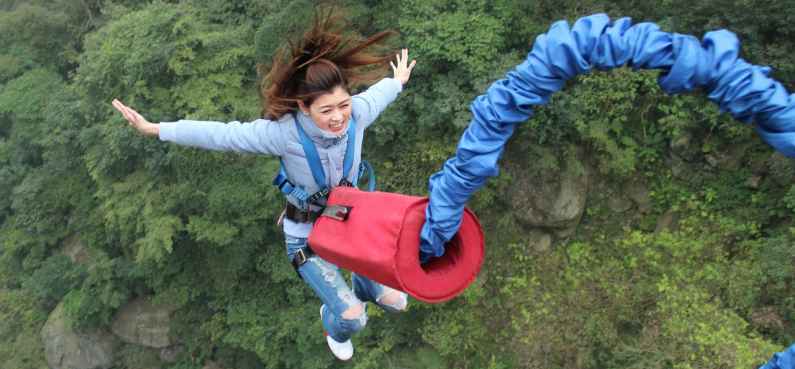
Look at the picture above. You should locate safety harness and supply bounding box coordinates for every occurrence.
[271,115,376,273]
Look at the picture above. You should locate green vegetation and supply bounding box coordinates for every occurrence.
[0,0,792,368]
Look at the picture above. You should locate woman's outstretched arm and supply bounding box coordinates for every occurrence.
[352,48,417,129]
[111,99,286,156]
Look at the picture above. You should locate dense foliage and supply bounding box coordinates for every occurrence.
[1,0,793,368]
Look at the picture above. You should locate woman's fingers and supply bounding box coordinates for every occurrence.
[112,100,132,124]
[130,108,147,124]
[395,48,409,68]
[112,100,131,119]
[122,107,137,125]
[111,99,157,137]
[392,49,416,85]
[112,99,143,126]
[111,99,125,116]
[112,99,130,114]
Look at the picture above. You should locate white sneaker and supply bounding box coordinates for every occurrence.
[320,305,354,361]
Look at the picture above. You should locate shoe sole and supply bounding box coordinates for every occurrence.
[320,304,353,361]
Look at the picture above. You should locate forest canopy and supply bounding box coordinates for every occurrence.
[0,1,793,368]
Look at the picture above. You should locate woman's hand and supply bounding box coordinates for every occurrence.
[390,48,417,86]
[111,99,159,137]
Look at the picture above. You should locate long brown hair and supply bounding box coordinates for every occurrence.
[258,8,395,120]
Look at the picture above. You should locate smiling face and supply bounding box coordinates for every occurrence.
[299,86,352,135]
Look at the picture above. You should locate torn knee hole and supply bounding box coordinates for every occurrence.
[378,291,408,311]
[341,303,365,320]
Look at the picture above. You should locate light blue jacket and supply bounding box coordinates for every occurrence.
[158,78,403,237]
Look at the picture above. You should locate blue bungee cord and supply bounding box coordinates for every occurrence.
[420,13,795,261]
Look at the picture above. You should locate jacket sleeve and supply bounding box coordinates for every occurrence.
[351,77,403,129]
[157,118,286,156]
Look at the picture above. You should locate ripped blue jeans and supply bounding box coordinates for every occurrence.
[285,235,408,343]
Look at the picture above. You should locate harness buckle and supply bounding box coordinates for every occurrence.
[322,205,351,221]
[294,248,308,266]
[290,245,315,279]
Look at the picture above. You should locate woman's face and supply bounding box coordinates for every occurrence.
[300,86,352,135]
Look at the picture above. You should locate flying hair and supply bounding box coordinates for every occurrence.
[258,7,396,120]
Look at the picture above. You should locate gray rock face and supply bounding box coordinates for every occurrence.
[41,303,116,369]
[203,361,225,369]
[750,306,785,331]
[766,152,795,186]
[669,155,689,179]
[607,195,633,213]
[670,131,697,161]
[655,209,680,234]
[111,297,176,348]
[62,235,90,265]
[527,230,552,253]
[744,175,762,189]
[160,345,183,363]
[627,181,651,213]
[508,152,589,229]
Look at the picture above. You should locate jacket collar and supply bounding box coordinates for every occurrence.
[295,111,347,148]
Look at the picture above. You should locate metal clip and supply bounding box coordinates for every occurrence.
[294,248,308,266]
[321,205,351,221]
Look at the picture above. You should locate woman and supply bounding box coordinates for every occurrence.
[111,12,416,361]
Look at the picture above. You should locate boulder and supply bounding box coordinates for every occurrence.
[655,209,680,234]
[160,345,183,363]
[670,131,698,161]
[62,235,90,265]
[744,175,762,189]
[111,297,176,348]
[607,195,633,213]
[627,181,652,213]
[750,306,785,331]
[668,155,689,179]
[705,153,720,168]
[508,150,589,229]
[41,303,117,369]
[718,142,748,171]
[527,230,552,253]
[766,152,795,186]
[705,150,742,170]
[203,361,225,369]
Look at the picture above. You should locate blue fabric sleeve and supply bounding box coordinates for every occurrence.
[351,78,403,129]
[158,118,286,156]
[759,344,795,369]
[420,13,795,261]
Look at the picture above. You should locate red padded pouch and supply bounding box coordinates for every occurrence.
[307,187,484,303]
